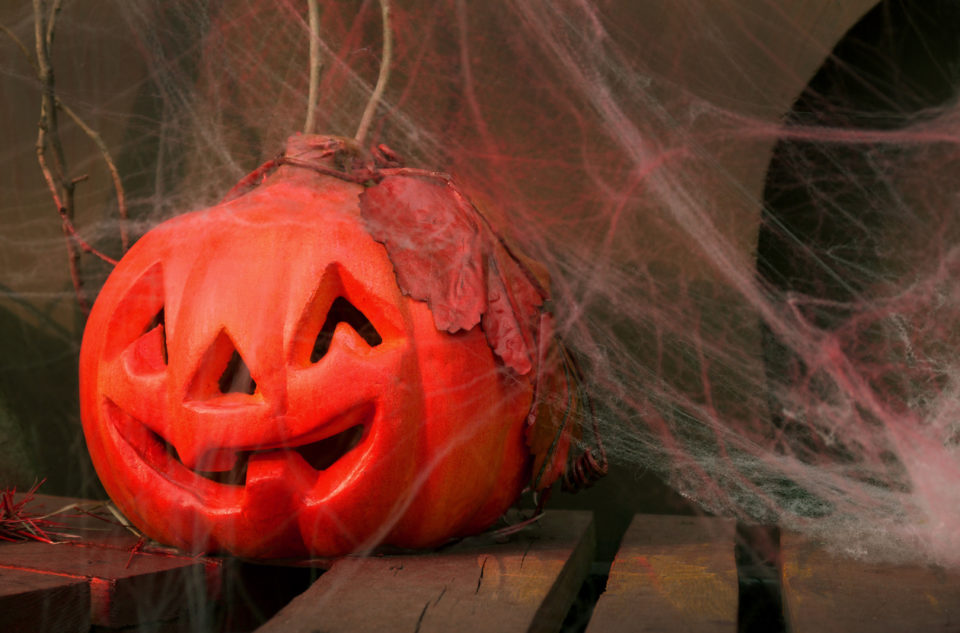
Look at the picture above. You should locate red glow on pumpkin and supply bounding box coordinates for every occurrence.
[78,138,568,558]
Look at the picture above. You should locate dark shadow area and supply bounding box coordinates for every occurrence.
[759,0,960,476]
[736,524,784,633]
[559,563,610,633]
[760,0,960,303]
[0,299,100,496]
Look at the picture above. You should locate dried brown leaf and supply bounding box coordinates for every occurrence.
[359,174,547,375]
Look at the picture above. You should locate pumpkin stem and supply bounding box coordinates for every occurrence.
[354,0,392,146]
[304,0,321,135]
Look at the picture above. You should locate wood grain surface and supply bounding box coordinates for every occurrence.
[781,530,960,633]
[256,510,595,633]
[586,514,738,633]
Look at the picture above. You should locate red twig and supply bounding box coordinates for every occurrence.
[126,535,146,569]
[57,204,119,266]
[0,480,61,544]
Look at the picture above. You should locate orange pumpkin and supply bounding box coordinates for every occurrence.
[79,136,573,558]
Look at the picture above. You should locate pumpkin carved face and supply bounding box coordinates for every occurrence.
[79,159,537,558]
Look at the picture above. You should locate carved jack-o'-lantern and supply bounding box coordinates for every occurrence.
[79,136,589,558]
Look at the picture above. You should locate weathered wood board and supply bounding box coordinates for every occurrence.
[586,514,738,633]
[0,494,221,629]
[256,510,595,633]
[0,566,90,633]
[781,530,960,633]
[0,540,216,627]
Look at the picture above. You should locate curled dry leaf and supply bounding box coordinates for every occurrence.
[360,174,547,375]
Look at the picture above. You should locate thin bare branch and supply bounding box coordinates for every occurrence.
[45,0,63,51]
[31,0,44,58]
[33,0,89,312]
[57,205,118,266]
[60,234,88,311]
[34,128,62,209]
[33,0,66,180]
[0,22,38,74]
[354,0,392,145]
[58,99,130,252]
[304,0,321,134]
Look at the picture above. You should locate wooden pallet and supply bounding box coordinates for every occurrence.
[3,495,960,632]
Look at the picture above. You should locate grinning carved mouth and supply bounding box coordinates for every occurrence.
[104,398,371,487]
[190,424,366,485]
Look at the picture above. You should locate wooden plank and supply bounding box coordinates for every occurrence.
[1,494,221,629]
[0,568,90,633]
[781,530,960,633]
[0,540,215,627]
[256,510,595,633]
[586,514,738,633]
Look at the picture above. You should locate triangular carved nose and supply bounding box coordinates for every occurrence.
[219,348,257,394]
[187,329,257,401]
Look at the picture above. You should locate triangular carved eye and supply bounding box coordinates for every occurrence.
[291,264,395,367]
[122,307,168,375]
[310,297,382,362]
[147,308,168,366]
[106,262,165,361]
[187,330,257,400]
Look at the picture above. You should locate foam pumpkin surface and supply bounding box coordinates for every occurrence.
[80,135,577,558]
